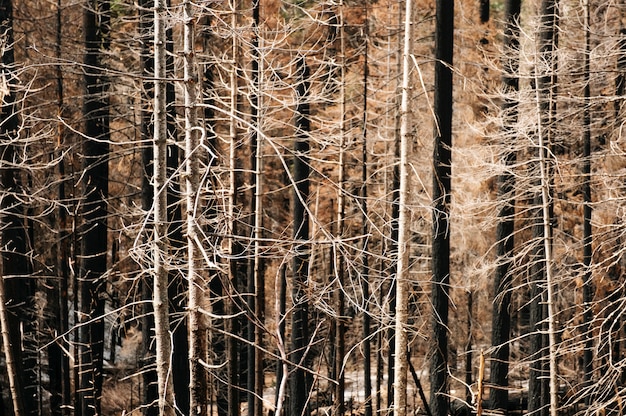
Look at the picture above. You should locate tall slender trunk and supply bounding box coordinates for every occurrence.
[50,1,71,412]
[290,55,311,416]
[184,1,207,414]
[536,94,559,416]
[249,3,265,415]
[140,0,158,413]
[334,3,346,415]
[529,2,559,416]
[392,0,413,414]
[197,18,227,415]
[227,1,242,415]
[387,1,403,405]
[361,6,372,416]
[153,0,175,412]
[581,0,594,401]
[252,88,265,416]
[430,1,454,416]
[78,2,110,414]
[489,0,520,410]
[247,0,258,409]
[164,9,191,412]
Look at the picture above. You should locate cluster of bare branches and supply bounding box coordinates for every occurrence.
[4,1,626,416]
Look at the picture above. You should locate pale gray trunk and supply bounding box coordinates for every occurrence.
[534,71,559,416]
[392,0,413,414]
[184,1,206,415]
[153,0,175,413]
[253,22,264,416]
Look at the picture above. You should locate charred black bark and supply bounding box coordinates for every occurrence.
[290,55,311,416]
[77,2,110,414]
[479,0,489,23]
[582,0,593,401]
[139,0,158,412]
[527,2,558,415]
[361,9,372,416]
[489,0,520,410]
[430,1,454,416]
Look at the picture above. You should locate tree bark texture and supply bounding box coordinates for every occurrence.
[489,0,520,410]
[198,36,228,416]
[164,13,191,413]
[479,0,489,23]
[387,2,403,406]
[290,55,311,416]
[227,1,242,414]
[153,0,175,412]
[361,7,372,416]
[184,1,207,414]
[249,3,265,414]
[78,1,110,414]
[392,0,413,413]
[431,1,454,416]
[334,3,346,415]
[529,2,559,415]
[50,1,71,412]
[139,0,158,413]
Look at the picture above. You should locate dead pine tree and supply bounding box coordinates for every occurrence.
[333,2,347,415]
[77,1,110,414]
[581,0,594,400]
[183,0,208,414]
[528,1,559,415]
[430,0,454,416]
[139,0,158,412]
[392,0,413,413]
[360,5,372,416]
[489,0,521,411]
[226,0,244,414]
[152,0,175,412]
[48,0,72,411]
[290,54,311,416]
[248,2,265,415]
